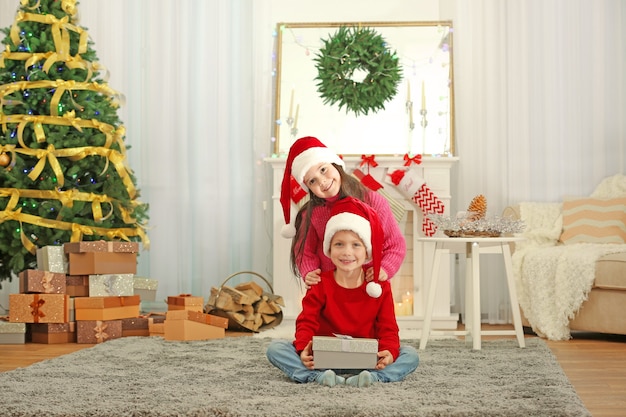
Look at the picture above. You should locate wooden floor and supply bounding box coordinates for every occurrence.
[1,325,625,417]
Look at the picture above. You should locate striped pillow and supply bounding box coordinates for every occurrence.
[560,198,626,244]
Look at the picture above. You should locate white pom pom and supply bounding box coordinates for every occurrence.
[366,281,382,298]
[281,223,296,239]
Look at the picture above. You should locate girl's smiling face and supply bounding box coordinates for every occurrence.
[303,162,341,199]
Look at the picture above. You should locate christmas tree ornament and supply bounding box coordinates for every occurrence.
[314,26,402,116]
[0,153,11,167]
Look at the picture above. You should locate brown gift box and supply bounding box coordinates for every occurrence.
[167,294,204,312]
[64,241,139,253]
[74,295,140,321]
[68,252,137,275]
[19,269,66,294]
[30,322,76,344]
[76,320,122,344]
[168,310,228,329]
[164,311,225,341]
[66,275,89,297]
[121,315,165,337]
[9,294,70,324]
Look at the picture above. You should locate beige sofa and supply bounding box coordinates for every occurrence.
[505,204,626,338]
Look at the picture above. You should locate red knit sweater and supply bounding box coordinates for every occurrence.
[293,269,401,360]
[296,192,406,280]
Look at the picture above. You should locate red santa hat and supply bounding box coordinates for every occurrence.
[280,136,345,238]
[323,197,384,298]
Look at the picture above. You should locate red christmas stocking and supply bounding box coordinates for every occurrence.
[386,168,445,236]
[353,168,406,223]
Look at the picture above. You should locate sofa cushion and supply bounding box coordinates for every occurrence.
[560,197,626,244]
[595,252,626,290]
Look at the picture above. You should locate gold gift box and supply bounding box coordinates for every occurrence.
[63,241,139,253]
[167,294,204,312]
[74,295,140,321]
[68,252,137,275]
[167,310,228,329]
[164,310,225,341]
[9,294,70,324]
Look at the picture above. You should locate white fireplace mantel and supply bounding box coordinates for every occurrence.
[265,155,459,329]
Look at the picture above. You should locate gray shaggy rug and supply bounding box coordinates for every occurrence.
[0,336,590,417]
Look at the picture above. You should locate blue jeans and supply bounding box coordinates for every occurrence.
[266,339,419,383]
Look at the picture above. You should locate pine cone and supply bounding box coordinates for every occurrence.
[466,194,487,221]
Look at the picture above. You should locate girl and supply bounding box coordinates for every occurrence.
[279,136,406,286]
[267,197,419,387]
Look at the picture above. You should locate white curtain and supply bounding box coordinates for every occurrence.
[450,0,626,323]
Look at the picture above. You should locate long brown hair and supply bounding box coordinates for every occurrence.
[289,163,368,278]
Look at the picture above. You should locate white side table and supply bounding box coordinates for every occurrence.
[418,236,526,350]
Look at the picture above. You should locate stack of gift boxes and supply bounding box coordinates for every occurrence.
[3,241,227,344]
[165,294,228,340]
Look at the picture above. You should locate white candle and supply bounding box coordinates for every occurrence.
[402,291,413,315]
[421,80,426,110]
[288,88,294,119]
[293,104,299,129]
[407,80,411,102]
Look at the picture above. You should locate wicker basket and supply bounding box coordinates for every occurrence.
[206,271,283,332]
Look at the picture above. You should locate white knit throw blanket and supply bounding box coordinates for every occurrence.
[512,199,626,340]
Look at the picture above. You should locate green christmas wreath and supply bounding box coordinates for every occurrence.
[314,26,402,116]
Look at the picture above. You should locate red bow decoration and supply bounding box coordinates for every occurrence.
[403,153,422,166]
[29,296,46,323]
[360,154,379,169]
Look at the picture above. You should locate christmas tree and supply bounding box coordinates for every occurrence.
[0,0,149,287]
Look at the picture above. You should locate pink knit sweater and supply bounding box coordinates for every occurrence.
[296,191,406,280]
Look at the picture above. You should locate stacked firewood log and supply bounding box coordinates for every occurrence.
[205,280,284,332]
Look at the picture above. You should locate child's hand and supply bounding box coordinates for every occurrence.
[304,269,322,287]
[300,340,315,370]
[365,267,388,282]
[375,350,394,370]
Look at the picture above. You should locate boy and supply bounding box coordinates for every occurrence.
[266,197,419,387]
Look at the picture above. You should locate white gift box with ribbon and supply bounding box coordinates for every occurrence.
[313,334,378,369]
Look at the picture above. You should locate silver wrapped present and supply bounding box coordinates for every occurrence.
[0,321,26,344]
[134,277,158,301]
[36,246,68,273]
[88,274,135,297]
[313,335,378,369]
